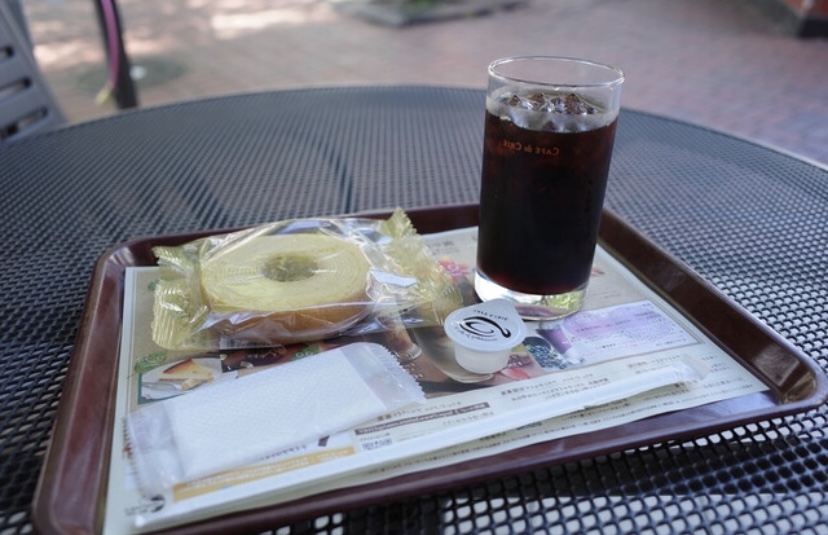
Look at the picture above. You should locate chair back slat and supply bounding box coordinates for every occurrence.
[0,2,63,142]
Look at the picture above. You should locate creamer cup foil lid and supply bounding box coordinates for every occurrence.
[444,299,528,373]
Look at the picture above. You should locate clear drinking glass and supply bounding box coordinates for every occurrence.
[475,56,624,320]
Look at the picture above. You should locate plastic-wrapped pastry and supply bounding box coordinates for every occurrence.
[200,233,372,344]
[151,209,461,350]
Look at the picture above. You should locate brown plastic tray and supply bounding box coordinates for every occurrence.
[33,203,828,535]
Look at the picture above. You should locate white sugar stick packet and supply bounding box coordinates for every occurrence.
[125,342,425,494]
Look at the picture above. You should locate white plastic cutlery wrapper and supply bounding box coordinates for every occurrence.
[125,342,426,494]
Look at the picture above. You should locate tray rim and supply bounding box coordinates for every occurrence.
[33,202,828,535]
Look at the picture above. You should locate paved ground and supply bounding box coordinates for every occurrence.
[21,0,828,165]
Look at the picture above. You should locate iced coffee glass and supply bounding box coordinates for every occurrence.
[475,56,624,320]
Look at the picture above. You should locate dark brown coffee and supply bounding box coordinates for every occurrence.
[477,94,617,296]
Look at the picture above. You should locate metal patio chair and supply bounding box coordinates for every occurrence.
[0,0,63,142]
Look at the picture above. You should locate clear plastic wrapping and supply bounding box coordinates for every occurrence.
[152,209,461,350]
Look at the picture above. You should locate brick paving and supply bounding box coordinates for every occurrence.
[21,0,828,165]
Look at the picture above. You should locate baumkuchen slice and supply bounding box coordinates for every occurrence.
[200,233,372,343]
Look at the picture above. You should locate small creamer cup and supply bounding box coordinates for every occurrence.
[444,299,527,374]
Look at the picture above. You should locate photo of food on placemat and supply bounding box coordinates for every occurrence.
[139,358,235,401]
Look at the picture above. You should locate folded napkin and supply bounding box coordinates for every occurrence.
[126,342,424,494]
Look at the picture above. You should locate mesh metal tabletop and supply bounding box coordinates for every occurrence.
[1,86,827,534]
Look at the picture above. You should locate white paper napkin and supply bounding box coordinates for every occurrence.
[126,342,424,494]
